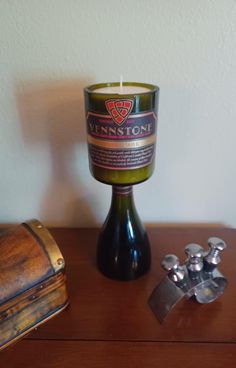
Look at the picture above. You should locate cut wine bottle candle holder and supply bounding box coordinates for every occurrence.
[84,82,159,281]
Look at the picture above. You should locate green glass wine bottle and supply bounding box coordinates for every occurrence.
[97,185,151,280]
[84,82,159,281]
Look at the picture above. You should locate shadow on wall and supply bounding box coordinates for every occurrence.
[15,78,99,227]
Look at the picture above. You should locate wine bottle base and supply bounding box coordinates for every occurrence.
[96,184,152,281]
[97,262,151,281]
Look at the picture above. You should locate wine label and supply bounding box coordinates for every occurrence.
[86,99,157,170]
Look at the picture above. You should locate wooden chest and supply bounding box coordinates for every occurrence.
[0,219,69,351]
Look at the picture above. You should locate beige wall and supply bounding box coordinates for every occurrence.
[0,0,235,227]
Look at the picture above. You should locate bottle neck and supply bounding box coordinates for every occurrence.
[110,185,135,215]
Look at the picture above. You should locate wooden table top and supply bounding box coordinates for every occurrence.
[1,226,236,367]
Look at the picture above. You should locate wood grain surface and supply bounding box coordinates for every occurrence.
[0,227,236,366]
[0,224,68,352]
[28,227,236,342]
[0,226,53,304]
[0,339,235,368]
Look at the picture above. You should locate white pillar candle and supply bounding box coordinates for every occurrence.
[93,85,151,94]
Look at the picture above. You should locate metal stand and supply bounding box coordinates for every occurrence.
[149,237,228,322]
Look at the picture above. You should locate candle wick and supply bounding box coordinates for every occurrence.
[120,75,123,93]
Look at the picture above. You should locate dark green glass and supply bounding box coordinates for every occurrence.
[84,82,159,280]
[97,186,151,280]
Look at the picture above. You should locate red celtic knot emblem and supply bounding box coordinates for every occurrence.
[105,99,134,125]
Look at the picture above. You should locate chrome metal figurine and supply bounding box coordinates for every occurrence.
[149,237,228,323]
